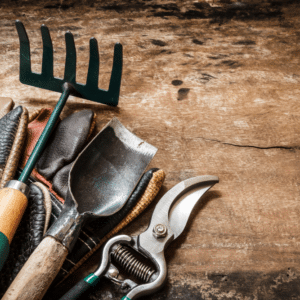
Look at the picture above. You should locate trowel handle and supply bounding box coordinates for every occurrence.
[59,273,100,300]
[2,236,68,300]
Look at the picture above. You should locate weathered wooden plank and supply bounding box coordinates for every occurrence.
[0,1,300,299]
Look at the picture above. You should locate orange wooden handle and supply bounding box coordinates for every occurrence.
[0,187,28,243]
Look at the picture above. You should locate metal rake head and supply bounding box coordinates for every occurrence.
[15,20,122,106]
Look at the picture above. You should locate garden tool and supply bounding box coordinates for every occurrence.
[0,20,122,270]
[16,107,165,288]
[3,118,157,300]
[59,175,219,300]
[53,168,165,287]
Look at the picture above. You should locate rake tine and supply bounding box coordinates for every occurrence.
[15,20,31,81]
[86,37,99,89]
[64,31,76,84]
[41,24,53,79]
[108,43,123,99]
[15,21,122,104]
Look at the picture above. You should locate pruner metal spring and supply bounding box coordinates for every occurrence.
[112,245,155,283]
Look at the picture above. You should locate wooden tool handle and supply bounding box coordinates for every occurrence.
[0,187,28,270]
[2,236,68,300]
[0,187,28,243]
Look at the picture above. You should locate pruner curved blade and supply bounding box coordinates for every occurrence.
[120,175,219,300]
[138,175,219,255]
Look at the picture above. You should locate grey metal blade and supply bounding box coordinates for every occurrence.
[69,117,157,216]
[138,176,218,255]
[169,182,215,239]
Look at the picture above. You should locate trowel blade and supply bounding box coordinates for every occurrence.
[70,117,157,216]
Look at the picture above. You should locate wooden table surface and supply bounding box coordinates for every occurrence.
[1,0,300,299]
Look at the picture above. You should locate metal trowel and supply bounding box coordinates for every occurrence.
[2,118,157,300]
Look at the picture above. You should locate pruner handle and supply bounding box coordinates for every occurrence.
[59,273,100,300]
[59,235,132,300]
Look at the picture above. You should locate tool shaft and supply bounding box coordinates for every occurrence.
[18,84,71,183]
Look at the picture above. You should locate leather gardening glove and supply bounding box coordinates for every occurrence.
[0,98,28,188]
[0,107,94,297]
[0,99,51,296]
[20,108,96,202]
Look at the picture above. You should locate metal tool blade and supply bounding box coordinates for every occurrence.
[138,176,218,255]
[70,117,157,216]
[168,180,217,239]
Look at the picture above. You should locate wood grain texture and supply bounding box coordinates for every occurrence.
[2,236,68,300]
[1,0,300,299]
[0,98,14,119]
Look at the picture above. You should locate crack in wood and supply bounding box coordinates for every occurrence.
[194,137,297,150]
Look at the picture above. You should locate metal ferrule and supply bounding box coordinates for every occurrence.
[46,188,86,251]
[5,180,30,198]
[45,205,84,251]
[61,214,86,251]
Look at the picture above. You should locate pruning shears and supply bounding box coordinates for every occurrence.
[60,175,219,300]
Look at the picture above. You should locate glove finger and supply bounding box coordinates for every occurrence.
[0,105,28,188]
[52,162,72,200]
[34,182,52,235]
[19,108,54,169]
[36,109,95,180]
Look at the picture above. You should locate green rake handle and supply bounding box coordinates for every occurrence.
[18,83,71,183]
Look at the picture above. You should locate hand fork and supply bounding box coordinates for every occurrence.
[0,21,122,271]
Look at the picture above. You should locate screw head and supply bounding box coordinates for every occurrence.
[153,224,168,238]
[107,268,119,279]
